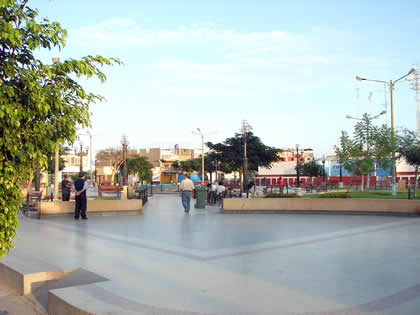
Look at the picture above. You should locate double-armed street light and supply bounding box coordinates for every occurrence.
[193,128,205,184]
[356,66,417,195]
[193,129,218,185]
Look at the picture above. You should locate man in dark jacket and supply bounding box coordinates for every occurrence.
[72,172,88,220]
[61,174,72,201]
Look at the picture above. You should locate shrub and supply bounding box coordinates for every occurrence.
[316,192,351,198]
[264,193,301,198]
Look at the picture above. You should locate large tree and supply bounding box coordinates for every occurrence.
[0,0,120,257]
[127,156,154,183]
[302,160,323,182]
[207,131,280,188]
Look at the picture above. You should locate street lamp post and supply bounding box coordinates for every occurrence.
[321,154,326,183]
[121,135,128,186]
[296,144,300,188]
[77,144,84,172]
[192,129,218,185]
[193,128,205,184]
[356,67,417,195]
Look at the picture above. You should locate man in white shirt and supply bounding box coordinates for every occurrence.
[180,174,195,213]
[215,181,226,206]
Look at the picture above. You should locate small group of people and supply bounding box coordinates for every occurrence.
[61,172,88,220]
[179,174,226,213]
[207,181,226,205]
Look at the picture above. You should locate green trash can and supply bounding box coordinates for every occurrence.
[194,186,207,209]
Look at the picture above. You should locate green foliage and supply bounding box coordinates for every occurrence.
[127,156,153,183]
[0,0,120,257]
[316,192,351,198]
[171,160,180,170]
[113,172,121,185]
[335,115,393,179]
[206,131,280,173]
[180,158,201,173]
[302,160,323,178]
[264,193,301,198]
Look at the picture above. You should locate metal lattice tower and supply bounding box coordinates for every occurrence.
[410,64,420,137]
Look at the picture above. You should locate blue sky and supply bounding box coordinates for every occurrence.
[33,0,420,158]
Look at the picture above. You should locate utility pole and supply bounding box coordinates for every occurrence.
[242,120,249,195]
[410,65,420,137]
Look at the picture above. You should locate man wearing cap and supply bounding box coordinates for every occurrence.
[61,175,72,201]
[180,174,195,213]
[72,172,88,220]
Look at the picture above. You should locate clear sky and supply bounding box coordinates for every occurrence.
[32,0,420,159]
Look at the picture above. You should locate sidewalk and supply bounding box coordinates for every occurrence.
[1,194,420,314]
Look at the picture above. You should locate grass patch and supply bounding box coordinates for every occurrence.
[304,190,420,200]
[316,192,350,198]
[265,193,301,198]
[90,196,121,200]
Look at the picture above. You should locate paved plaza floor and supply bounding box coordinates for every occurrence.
[2,194,420,314]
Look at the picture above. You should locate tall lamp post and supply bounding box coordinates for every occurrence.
[74,141,87,173]
[79,131,94,187]
[345,111,387,189]
[296,144,301,188]
[321,155,326,183]
[121,135,128,186]
[193,128,205,184]
[356,66,417,195]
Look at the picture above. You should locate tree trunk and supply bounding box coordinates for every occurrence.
[367,173,370,190]
[414,166,418,199]
[34,166,41,192]
[361,174,364,191]
[28,168,34,190]
[239,169,243,193]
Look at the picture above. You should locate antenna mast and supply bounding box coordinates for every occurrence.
[410,64,420,137]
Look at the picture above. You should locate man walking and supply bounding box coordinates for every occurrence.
[180,174,195,213]
[61,174,72,201]
[73,172,88,220]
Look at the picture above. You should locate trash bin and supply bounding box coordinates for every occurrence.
[194,186,207,208]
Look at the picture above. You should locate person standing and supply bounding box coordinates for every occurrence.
[277,177,284,193]
[215,181,226,206]
[73,172,88,220]
[180,174,195,213]
[61,174,72,201]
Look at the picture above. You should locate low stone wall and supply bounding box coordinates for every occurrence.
[223,198,420,215]
[39,199,142,215]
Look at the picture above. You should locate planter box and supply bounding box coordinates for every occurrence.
[39,200,142,215]
[223,198,420,215]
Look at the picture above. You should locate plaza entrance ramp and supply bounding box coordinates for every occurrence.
[1,194,420,314]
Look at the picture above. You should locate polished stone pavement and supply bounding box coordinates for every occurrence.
[5,194,420,314]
